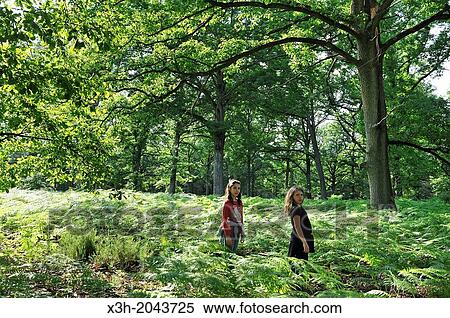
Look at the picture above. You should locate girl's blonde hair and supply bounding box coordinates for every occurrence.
[224,179,242,205]
[283,186,304,215]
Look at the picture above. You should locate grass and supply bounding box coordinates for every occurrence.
[0,189,449,297]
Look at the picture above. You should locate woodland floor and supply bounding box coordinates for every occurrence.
[0,189,449,297]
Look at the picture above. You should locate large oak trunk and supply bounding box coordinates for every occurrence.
[357,35,396,210]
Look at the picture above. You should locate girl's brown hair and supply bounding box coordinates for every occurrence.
[283,186,304,215]
[224,179,242,205]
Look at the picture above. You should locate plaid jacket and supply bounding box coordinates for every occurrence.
[220,199,244,237]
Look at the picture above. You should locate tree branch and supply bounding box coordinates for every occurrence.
[335,116,365,153]
[112,79,187,101]
[209,37,359,73]
[389,139,450,166]
[407,53,450,93]
[368,0,396,29]
[382,5,450,52]
[205,0,360,37]
[185,78,215,105]
[0,132,52,142]
[267,16,311,36]
[137,11,217,50]
[116,39,357,79]
[146,5,213,39]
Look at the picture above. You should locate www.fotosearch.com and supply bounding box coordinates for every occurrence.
[203,301,343,315]
[104,300,343,315]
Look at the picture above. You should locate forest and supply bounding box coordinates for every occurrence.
[0,0,449,298]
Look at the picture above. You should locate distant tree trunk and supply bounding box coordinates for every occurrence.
[350,144,357,198]
[188,72,229,195]
[284,120,292,190]
[169,121,182,194]
[307,112,327,199]
[212,71,227,195]
[301,119,313,198]
[213,132,225,195]
[186,146,194,193]
[391,157,402,197]
[244,109,253,196]
[246,152,252,196]
[393,175,403,197]
[205,151,213,195]
[285,157,291,189]
[305,155,312,198]
[329,164,337,195]
[132,130,147,191]
[251,170,256,196]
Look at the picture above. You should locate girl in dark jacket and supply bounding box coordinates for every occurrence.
[284,186,314,260]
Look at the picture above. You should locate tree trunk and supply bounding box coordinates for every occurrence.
[307,113,327,199]
[251,169,256,196]
[169,121,182,194]
[350,144,357,198]
[245,110,253,196]
[357,34,396,210]
[213,134,225,195]
[187,146,194,193]
[132,131,147,191]
[330,165,336,195]
[301,119,313,198]
[246,152,252,196]
[394,175,403,197]
[205,151,213,195]
[285,157,290,189]
[305,154,312,198]
[212,71,227,195]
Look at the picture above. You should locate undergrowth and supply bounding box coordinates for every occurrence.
[0,189,449,297]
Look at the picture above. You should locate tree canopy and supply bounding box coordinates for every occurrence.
[1,0,449,205]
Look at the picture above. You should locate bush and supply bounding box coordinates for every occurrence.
[93,236,141,271]
[17,174,50,190]
[430,177,450,203]
[59,230,97,261]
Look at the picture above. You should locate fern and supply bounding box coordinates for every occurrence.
[1,189,449,297]
[384,271,418,296]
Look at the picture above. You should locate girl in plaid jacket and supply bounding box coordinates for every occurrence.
[219,179,245,251]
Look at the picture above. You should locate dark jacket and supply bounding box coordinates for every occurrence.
[289,205,315,253]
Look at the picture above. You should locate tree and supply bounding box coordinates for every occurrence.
[0,1,115,190]
[202,0,450,209]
